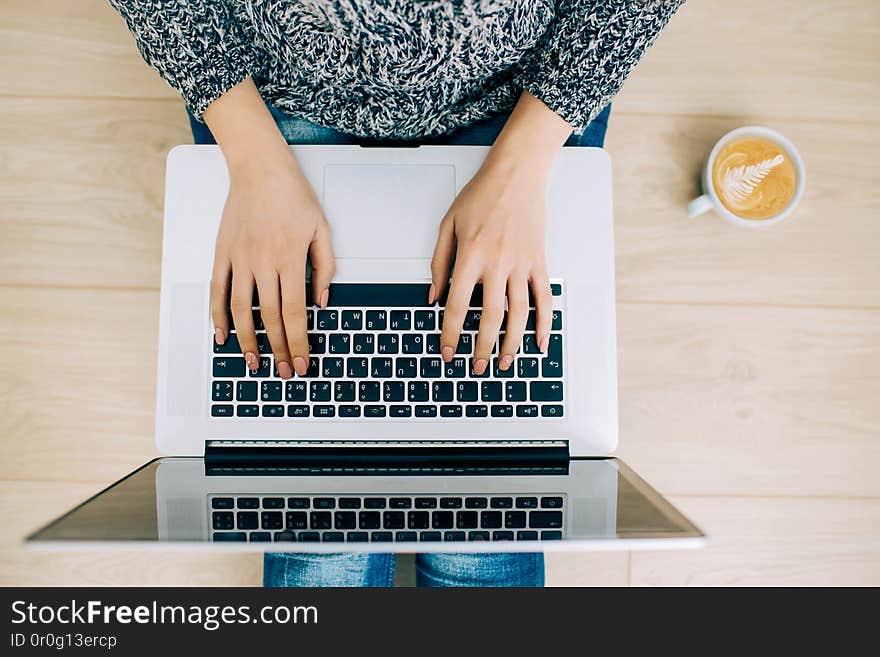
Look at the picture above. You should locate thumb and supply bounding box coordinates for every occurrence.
[309,221,336,309]
[430,216,455,304]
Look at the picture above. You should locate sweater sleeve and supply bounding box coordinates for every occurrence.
[519,0,684,132]
[108,0,256,119]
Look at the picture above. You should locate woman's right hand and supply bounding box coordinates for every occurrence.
[210,150,335,379]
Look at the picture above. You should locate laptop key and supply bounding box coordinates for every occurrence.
[358,511,381,529]
[236,405,259,417]
[310,381,331,402]
[370,357,393,378]
[415,497,437,509]
[530,382,563,402]
[236,381,258,401]
[338,405,361,417]
[395,531,418,542]
[432,511,454,529]
[408,511,429,529]
[366,310,387,330]
[389,498,412,509]
[347,532,369,542]
[469,357,491,378]
[440,498,462,509]
[212,381,234,401]
[310,511,332,530]
[432,382,453,402]
[313,405,335,417]
[212,512,234,530]
[288,498,310,509]
[237,512,258,530]
[286,512,307,529]
[262,405,284,417]
[346,357,368,378]
[444,358,467,378]
[370,532,393,542]
[389,405,412,417]
[414,310,435,331]
[542,405,564,418]
[481,512,503,529]
[213,532,247,542]
[552,310,562,330]
[329,334,350,354]
[466,497,488,509]
[529,511,563,528]
[363,498,386,509]
[425,333,441,354]
[213,357,245,378]
[505,382,527,402]
[322,532,344,542]
[420,531,442,542]
[390,310,411,331]
[395,357,417,378]
[505,511,527,528]
[408,382,429,402]
[285,381,307,401]
[522,334,541,354]
[541,531,563,540]
[517,530,539,540]
[263,498,284,508]
[261,512,283,530]
[402,334,423,354]
[298,532,320,542]
[335,381,356,402]
[237,497,259,509]
[541,496,564,508]
[490,404,513,418]
[551,283,562,296]
[316,310,338,330]
[353,334,374,355]
[444,531,466,541]
[383,381,405,402]
[493,357,514,378]
[440,404,462,417]
[517,358,539,378]
[273,531,296,542]
[304,358,320,378]
[255,334,271,355]
[339,498,361,509]
[456,512,478,529]
[491,497,513,509]
[516,497,538,509]
[334,512,356,529]
[313,498,335,509]
[383,511,405,529]
[261,381,282,401]
[287,405,310,417]
[364,405,386,418]
[341,310,362,330]
[377,334,399,354]
[462,310,481,331]
[420,357,442,378]
[211,404,234,417]
[322,357,344,377]
[456,382,478,402]
[359,382,380,402]
[307,333,326,355]
[468,531,490,541]
[542,356,563,378]
[466,405,488,418]
[456,334,472,354]
[516,405,539,418]
[415,405,437,417]
[493,531,515,541]
[212,497,234,509]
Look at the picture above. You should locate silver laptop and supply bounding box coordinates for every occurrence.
[28,145,705,551]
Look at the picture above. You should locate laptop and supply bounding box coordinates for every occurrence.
[28,145,705,551]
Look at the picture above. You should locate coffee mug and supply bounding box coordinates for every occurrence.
[688,126,805,227]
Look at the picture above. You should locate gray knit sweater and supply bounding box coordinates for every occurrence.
[110,0,682,139]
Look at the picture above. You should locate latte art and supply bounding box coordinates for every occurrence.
[712,137,798,220]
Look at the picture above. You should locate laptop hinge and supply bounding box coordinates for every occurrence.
[204,439,569,473]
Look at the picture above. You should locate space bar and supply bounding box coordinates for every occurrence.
[326,283,433,307]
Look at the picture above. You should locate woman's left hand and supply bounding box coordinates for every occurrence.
[430,153,554,376]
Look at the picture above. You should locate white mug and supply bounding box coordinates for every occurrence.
[687,126,805,227]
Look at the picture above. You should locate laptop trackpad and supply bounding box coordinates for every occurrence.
[322,164,455,260]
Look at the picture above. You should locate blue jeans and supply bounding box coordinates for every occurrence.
[189,102,609,587]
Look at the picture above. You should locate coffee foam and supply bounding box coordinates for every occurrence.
[712,137,798,220]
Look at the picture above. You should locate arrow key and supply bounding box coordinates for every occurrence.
[541,355,563,378]
[530,381,564,402]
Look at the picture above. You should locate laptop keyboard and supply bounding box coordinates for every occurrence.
[210,283,565,420]
[210,494,565,543]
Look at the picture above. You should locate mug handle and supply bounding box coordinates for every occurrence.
[687,194,714,219]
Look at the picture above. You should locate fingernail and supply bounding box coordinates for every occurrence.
[245,351,258,371]
[427,283,436,305]
[277,361,292,379]
[539,335,549,354]
[319,289,329,309]
[293,356,308,376]
[500,354,514,371]
[214,328,227,345]
[441,346,454,362]
[474,358,487,376]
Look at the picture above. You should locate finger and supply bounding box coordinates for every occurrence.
[429,216,455,305]
[500,273,529,371]
[255,272,292,379]
[440,253,479,363]
[531,267,554,354]
[473,274,505,375]
[230,267,259,371]
[280,256,310,376]
[309,221,335,310]
[210,252,232,346]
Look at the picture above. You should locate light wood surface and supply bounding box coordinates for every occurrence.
[0,0,878,586]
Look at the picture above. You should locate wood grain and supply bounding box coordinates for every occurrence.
[630,496,880,586]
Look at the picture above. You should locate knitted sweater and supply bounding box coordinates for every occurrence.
[109,0,682,139]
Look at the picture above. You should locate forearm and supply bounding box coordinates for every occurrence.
[203,78,297,178]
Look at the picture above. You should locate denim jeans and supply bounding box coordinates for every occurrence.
[189,102,609,587]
